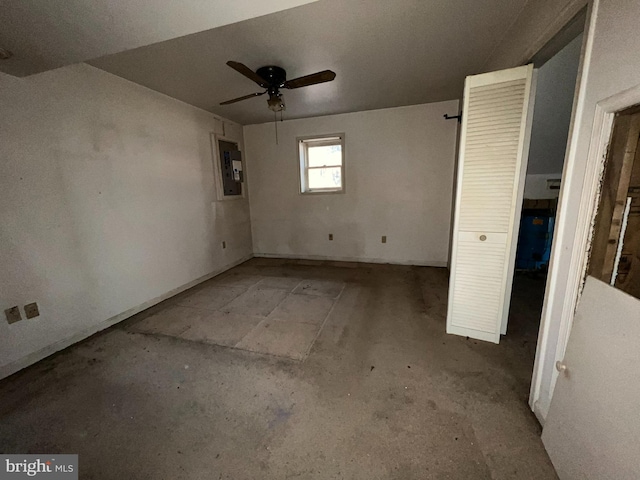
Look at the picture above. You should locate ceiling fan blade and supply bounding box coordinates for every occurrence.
[219,91,266,105]
[226,61,268,87]
[283,70,336,89]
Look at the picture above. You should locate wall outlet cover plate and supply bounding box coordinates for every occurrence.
[24,302,39,319]
[5,306,22,324]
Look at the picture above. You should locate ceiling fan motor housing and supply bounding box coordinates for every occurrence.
[257,66,287,88]
[220,61,335,111]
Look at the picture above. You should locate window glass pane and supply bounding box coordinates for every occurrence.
[308,144,342,167]
[308,166,342,190]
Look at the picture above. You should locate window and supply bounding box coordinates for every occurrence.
[298,134,345,194]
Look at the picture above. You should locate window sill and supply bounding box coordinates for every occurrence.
[300,189,345,195]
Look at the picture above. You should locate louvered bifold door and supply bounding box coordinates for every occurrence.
[447,65,536,344]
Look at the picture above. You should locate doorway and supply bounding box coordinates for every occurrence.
[508,33,583,340]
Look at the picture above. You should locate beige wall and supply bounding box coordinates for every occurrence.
[0,64,252,378]
[243,101,459,266]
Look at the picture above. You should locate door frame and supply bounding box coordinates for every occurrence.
[527,2,594,423]
[529,42,640,422]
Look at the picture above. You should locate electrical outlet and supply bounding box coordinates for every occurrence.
[382,236,387,243]
[24,302,39,319]
[222,241,226,249]
[329,234,333,241]
[5,306,21,324]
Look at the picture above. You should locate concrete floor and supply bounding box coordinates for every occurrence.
[130,271,345,360]
[0,259,557,479]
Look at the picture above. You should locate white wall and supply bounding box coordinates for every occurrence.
[0,64,252,378]
[524,34,582,200]
[528,34,583,176]
[533,0,640,425]
[243,101,459,266]
[524,174,562,200]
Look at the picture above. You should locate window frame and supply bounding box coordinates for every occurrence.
[297,133,346,195]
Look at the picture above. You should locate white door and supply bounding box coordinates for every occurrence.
[541,277,640,479]
[447,64,537,343]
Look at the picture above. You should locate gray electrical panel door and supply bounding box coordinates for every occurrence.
[218,140,242,196]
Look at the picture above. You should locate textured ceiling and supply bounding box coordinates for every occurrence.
[0,0,318,76]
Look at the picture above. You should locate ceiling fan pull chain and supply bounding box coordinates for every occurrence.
[274,110,278,145]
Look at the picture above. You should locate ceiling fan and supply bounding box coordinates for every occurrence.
[220,61,336,112]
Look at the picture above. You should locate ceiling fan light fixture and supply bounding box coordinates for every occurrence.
[267,93,285,112]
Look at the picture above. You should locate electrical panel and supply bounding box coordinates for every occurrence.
[218,140,243,196]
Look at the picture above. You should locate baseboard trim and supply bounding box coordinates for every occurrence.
[0,253,253,380]
[253,252,447,268]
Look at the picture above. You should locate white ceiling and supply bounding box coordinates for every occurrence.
[88,0,529,125]
[0,0,318,76]
[2,0,531,125]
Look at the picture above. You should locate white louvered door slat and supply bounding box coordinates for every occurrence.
[447,65,536,344]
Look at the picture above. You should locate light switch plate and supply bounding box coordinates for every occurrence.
[24,302,39,319]
[5,306,21,324]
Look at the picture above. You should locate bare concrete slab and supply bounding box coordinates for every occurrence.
[294,259,325,266]
[174,285,245,311]
[130,305,212,336]
[255,276,303,291]
[211,272,262,288]
[221,287,288,317]
[178,311,264,347]
[0,260,557,480]
[293,279,345,298]
[268,293,335,325]
[235,319,320,360]
[325,261,360,269]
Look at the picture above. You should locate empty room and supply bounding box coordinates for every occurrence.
[1,1,639,479]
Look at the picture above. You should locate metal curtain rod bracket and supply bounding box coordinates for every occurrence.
[444,113,462,123]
